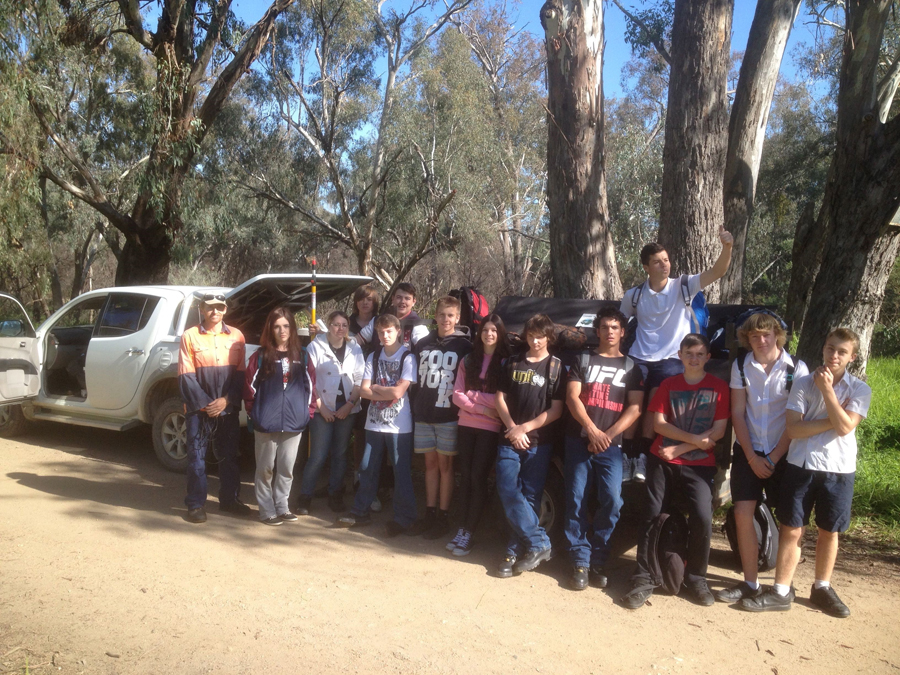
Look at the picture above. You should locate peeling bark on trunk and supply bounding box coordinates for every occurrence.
[720,0,801,303]
[541,0,622,300]
[657,0,733,302]
[790,0,900,376]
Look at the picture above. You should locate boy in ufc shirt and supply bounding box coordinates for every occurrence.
[564,307,643,590]
[407,296,472,539]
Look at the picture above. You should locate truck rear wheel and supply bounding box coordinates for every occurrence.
[152,397,188,473]
[0,404,28,438]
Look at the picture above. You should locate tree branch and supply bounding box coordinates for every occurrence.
[611,0,672,65]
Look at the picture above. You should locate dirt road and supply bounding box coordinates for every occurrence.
[1,423,899,675]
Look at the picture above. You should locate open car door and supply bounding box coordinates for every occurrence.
[224,273,373,341]
[0,293,41,405]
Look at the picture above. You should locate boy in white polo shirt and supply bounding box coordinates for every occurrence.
[715,312,808,603]
[740,328,871,618]
[620,231,733,481]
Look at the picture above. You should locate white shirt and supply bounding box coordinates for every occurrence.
[621,274,702,361]
[730,350,809,455]
[785,370,872,474]
[363,347,417,434]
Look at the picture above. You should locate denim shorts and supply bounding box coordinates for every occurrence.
[778,462,855,533]
[631,357,684,390]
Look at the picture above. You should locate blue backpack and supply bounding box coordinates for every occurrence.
[631,274,709,336]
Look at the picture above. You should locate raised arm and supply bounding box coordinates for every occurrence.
[698,227,734,289]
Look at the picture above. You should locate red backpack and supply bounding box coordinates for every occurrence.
[450,287,490,335]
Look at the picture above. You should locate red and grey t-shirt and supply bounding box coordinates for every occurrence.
[565,352,643,443]
[648,373,730,467]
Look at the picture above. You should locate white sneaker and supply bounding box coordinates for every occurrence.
[633,454,647,483]
[447,527,466,551]
[370,497,382,512]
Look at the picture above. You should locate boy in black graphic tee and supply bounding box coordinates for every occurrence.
[564,307,643,591]
[407,296,472,539]
[495,314,565,578]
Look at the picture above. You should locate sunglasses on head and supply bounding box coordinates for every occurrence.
[201,293,227,303]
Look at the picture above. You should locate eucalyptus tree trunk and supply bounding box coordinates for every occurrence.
[720,0,801,303]
[540,0,622,300]
[789,0,900,376]
[657,0,733,302]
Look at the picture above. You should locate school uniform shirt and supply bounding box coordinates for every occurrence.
[785,371,872,474]
[413,329,473,424]
[648,373,731,467]
[565,352,643,444]
[498,354,566,448]
[363,346,417,434]
[730,350,809,455]
[620,274,702,362]
[178,323,246,415]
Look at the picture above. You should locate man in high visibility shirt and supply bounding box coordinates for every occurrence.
[179,293,249,523]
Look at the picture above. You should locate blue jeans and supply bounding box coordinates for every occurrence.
[351,431,416,527]
[302,412,356,497]
[564,437,624,568]
[185,412,241,510]
[496,444,552,556]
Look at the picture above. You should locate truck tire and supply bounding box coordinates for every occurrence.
[152,397,189,473]
[0,404,28,438]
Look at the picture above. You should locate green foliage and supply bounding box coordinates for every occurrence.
[620,0,674,61]
[855,358,900,527]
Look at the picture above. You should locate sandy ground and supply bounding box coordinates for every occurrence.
[1,423,899,675]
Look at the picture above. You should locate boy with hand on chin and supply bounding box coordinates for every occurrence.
[622,333,730,609]
[741,328,871,618]
[715,312,808,603]
[338,314,417,535]
[494,314,566,578]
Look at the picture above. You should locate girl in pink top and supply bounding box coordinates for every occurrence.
[448,314,509,556]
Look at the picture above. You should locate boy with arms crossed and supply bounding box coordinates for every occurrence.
[495,314,566,578]
[620,231,733,481]
[716,312,808,603]
[741,328,871,618]
[337,314,418,535]
[565,307,644,590]
[407,297,472,539]
[622,334,730,609]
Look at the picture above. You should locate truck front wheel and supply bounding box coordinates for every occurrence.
[152,397,189,473]
[0,404,28,438]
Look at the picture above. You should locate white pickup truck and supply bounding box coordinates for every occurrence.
[0,274,370,471]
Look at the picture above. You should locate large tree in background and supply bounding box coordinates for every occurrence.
[10,0,294,285]
[655,0,733,302]
[786,0,900,374]
[540,0,622,299]
[720,0,802,302]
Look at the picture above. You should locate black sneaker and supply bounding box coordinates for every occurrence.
[497,555,518,578]
[404,517,433,537]
[589,565,608,589]
[384,520,408,538]
[513,547,552,574]
[715,581,762,604]
[295,496,312,516]
[261,516,283,526]
[328,494,346,513]
[684,579,715,607]
[186,507,207,524]
[809,584,850,618]
[621,581,654,610]
[278,512,298,523]
[571,567,589,591]
[422,517,450,540]
[219,499,252,516]
[740,587,795,612]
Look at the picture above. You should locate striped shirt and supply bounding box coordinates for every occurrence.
[178,323,246,415]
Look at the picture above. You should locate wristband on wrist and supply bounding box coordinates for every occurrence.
[764,455,776,468]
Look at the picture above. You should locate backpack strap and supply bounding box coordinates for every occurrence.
[785,354,796,392]
[680,274,702,333]
[631,281,646,315]
[737,350,749,388]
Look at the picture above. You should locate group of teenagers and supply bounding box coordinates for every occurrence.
[178,227,871,619]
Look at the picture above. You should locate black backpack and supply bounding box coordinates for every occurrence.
[648,511,689,594]
[723,502,779,572]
